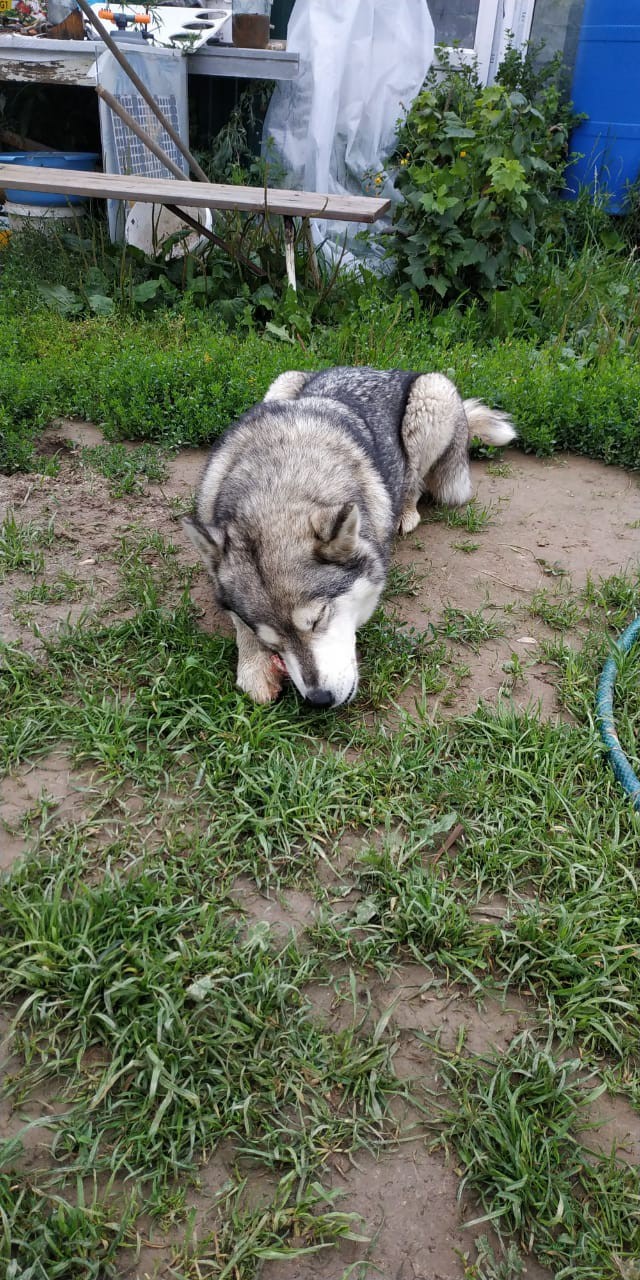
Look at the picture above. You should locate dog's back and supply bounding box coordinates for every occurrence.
[299,367,419,525]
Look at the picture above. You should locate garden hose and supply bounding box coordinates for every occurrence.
[596,615,640,811]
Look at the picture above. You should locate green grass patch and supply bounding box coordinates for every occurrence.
[81,442,169,496]
[2,279,640,473]
[424,500,497,533]
[0,512,56,579]
[1,546,640,1274]
[0,863,398,1190]
[432,606,505,650]
[1,1138,134,1279]
[429,1032,640,1279]
[528,586,584,631]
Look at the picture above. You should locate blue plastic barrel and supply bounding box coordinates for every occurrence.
[566,0,640,213]
[0,151,100,207]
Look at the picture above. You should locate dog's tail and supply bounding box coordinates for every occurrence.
[463,398,517,447]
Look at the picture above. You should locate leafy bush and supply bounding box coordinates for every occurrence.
[389,47,580,303]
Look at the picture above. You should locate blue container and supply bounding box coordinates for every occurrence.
[0,151,100,207]
[566,0,640,213]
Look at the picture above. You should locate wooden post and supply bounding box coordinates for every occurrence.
[284,214,296,291]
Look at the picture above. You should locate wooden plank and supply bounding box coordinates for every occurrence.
[0,165,390,222]
[0,35,298,88]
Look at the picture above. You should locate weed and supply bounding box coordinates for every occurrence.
[432,606,505,650]
[390,47,578,303]
[13,572,84,607]
[0,512,56,579]
[528,586,584,631]
[0,1138,135,1279]
[453,540,481,553]
[81,442,169,495]
[499,652,527,693]
[462,1236,531,1279]
[426,501,496,532]
[429,1031,640,1279]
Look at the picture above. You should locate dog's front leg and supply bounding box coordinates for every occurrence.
[232,615,284,703]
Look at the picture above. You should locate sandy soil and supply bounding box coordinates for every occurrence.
[1,426,639,1279]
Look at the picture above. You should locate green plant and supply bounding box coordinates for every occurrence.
[0,511,56,579]
[390,47,579,302]
[81,442,169,495]
[432,1032,640,1279]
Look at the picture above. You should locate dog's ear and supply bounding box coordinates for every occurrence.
[182,515,224,572]
[311,503,361,563]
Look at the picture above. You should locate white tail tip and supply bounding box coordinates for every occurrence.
[463,398,517,447]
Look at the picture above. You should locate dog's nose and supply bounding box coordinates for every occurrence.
[306,688,335,707]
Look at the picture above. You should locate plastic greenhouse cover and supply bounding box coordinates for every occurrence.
[262,0,435,271]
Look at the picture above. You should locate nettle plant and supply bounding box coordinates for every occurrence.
[390,47,580,302]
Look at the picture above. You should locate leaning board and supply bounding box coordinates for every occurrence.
[0,165,390,222]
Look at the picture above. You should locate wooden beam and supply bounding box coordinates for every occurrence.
[0,165,390,223]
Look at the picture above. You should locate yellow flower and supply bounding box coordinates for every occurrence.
[460,150,467,158]
[374,175,383,186]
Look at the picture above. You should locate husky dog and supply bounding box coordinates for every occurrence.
[184,367,515,707]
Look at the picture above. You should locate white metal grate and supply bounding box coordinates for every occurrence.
[109,91,186,177]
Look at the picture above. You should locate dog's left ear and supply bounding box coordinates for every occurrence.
[311,502,360,563]
[182,515,224,572]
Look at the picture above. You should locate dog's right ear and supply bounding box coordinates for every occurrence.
[311,502,361,563]
[182,516,224,572]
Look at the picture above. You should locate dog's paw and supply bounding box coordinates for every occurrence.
[399,507,421,536]
[237,655,285,704]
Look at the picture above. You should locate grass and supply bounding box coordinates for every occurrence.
[424,500,497,533]
[0,864,400,1191]
[0,1138,134,1279]
[0,512,56,579]
[431,606,505,650]
[2,209,640,1272]
[170,1173,368,1278]
[528,585,584,631]
[429,1032,640,1279]
[1,534,639,1273]
[81,442,170,496]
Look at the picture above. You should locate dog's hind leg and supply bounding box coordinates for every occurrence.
[263,371,311,402]
[232,615,284,703]
[425,432,473,507]
[399,373,472,531]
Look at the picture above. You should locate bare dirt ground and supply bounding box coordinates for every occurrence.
[1,428,640,1279]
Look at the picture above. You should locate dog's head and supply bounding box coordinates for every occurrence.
[183,503,383,707]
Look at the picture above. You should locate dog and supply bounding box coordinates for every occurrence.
[183,366,515,707]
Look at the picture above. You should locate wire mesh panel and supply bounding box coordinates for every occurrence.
[109,92,186,177]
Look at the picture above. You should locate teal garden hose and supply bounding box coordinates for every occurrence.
[596,615,640,811]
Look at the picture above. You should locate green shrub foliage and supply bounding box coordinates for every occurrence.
[390,48,580,302]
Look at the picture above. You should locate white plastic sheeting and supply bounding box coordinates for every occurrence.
[262,0,435,270]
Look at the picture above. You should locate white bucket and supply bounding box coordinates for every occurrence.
[6,202,87,233]
[125,202,213,257]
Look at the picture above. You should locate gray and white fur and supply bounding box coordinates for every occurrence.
[184,366,516,707]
